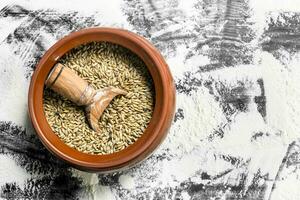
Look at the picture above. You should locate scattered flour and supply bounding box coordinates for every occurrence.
[177,0,197,15]
[94,185,116,200]
[0,44,29,126]
[0,154,30,189]
[167,44,210,80]
[181,191,191,200]
[0,14,27,42]
[160,153,202,187]
[249,0,300,17]
[157,47,296,198]
[71,169,100,200]
[118,174,135,190]
[249,0,300,36]
[165,87,226,154]
[0,1,300,199]
[261,52,300,143]
[270,174,300,200]
[259,50,300,200]
[0,0,128,27]
[72,169,99,186]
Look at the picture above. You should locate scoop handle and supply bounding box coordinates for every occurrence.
[45,63,95,105]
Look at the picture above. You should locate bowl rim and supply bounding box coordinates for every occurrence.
[28,27,175,171]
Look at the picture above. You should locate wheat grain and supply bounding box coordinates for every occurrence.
[43,42,155,155]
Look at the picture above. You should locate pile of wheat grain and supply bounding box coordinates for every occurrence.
[43,42,155,155]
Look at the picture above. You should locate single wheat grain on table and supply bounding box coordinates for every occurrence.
[43,42,155,155]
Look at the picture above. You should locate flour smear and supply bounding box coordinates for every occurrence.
[0,44,29,126]
[0,154,30,189]
[0,0,300,199]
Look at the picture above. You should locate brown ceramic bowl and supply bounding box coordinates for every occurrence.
[28,27,175,172]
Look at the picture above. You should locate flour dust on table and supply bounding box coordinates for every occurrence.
[1,0,300,199]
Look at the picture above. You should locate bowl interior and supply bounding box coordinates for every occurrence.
[29,28,171,171]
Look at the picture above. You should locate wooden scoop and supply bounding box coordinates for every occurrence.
[45,63,127,131]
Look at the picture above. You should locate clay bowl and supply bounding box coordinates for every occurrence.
[28,27,175,172]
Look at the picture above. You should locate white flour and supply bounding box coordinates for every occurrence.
[0,44,29,126]
[89,27,300,200]
[118,174,135,190]
[165,88,226,154]
[168,45,211,79]
[0,154,30,189]
[0,0,300,199]
[93,185,116,200]
[260,51,300,199]
[249,0,300,36]
[0,0,128,27]
[269,160,300,200]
